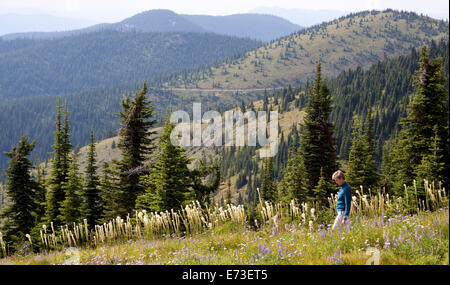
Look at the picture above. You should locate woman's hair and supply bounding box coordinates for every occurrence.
[332,170,345,180]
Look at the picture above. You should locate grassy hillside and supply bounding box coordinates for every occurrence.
[161,10,448,89]
[1,9,447,179]
[34,92,304,204]
[1,197,448,265]
[31,38,449,204]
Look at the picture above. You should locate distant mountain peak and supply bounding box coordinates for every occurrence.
[0,9,302,42]
[117,9,206,33]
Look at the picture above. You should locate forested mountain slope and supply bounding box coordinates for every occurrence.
[330,39,449,162]
[0,30,261,99]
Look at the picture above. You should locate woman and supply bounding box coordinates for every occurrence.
[331,170,351,231]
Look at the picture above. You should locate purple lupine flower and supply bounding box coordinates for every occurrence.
[330,249,342,265]
[383,231,391,249]
[278,241,283,258]
[258,243,267,259]
[398,229,404,243]
[415,226,421,242]
[320,230,327,240]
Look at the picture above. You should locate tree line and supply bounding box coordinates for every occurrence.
[218,44,448,215]
[0,83,220,255]
[1,43,447,256]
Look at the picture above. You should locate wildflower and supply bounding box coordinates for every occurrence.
[320,230,327,240]
[25,234,32,244]
[330,249,342,265]
[278,241,284,258]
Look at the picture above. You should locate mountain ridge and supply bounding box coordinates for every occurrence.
[0,9,302,42]
[159,9,448,89]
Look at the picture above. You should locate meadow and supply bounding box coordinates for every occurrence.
[0,180,448,265]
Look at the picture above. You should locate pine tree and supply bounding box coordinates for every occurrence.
[60,153,82,225]
[0,184,5,211]
[347,112,380,194]
[388,46,449,197]
[415,126,446,197]
[61,103,72,181]
[82,129,102,228]
[237,192,244,205]
[362,109,380,193]
[0,136,37,250]
[261,157,276,202]
[313,168,335,206]
[278,147,307,204]
[225,178,232,205]
[240,99,246,113]
[190,162,221,206]
[116,82,157,217]
[34,166,47,224]
[299,60,337,202]
[99,160,121,222]
[136,109,191,212]
[246,175,255,205]
[347,116,367,189]
[381,140,394,193]
[45,99,72,227]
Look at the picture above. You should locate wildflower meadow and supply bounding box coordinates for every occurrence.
[1,180,448,265]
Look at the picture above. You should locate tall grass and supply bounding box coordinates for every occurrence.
[0,180,447,258]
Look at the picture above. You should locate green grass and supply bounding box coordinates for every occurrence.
[2,207,447,265]
[162,10,448,89]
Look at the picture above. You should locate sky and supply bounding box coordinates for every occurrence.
[0,0,448,22]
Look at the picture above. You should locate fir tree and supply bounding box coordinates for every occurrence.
[299,60,337,202]
[136,109,191,212]
[362,109,380,192]
[347,113,380,194]
[33,166,47,224]
[0,136,37,250]
[313,168,335,206]
[261,157,276,202]
[225,178,232,205]
[190,162,221,206]
[0,184,5,211]
[82,129,102,228]
[388,46,449,197]
[61,103,72,181]
[45,99,72,227]
[237,192,244,205]
[99,160,121,223]
[347,116,367,189]
[278,147,307,204]
[116,82,157,216]
[415,126,446,196]
[60,153,82,225]
[240,99,246,113]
